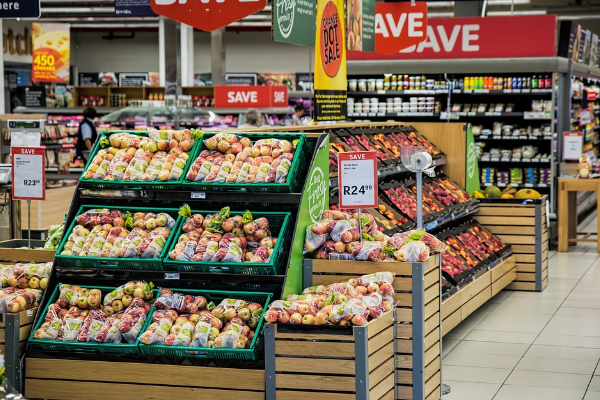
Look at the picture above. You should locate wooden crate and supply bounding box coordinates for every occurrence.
[0,240,55,263]
[0,307,37,355]
[476,198,548,291]
[304,254,442,400]
[265,311,395,399]
[441,255,516,336]
[24,358,265,399]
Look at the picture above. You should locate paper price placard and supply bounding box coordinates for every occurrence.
[12,147,45,201]
[338,151,378,208]
[563,132,583,161]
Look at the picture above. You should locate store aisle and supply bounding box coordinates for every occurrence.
[441,215,600,400]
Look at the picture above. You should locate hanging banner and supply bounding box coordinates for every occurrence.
[214,85,288,108]
[151,0,266,32]
[31,23,70,83]
[374,2,428,55]
[314,0,347,122]
[115,0,156,16]
[272,0,317,47]
[346,0,375,52]
[0,0,40,19]
[349,15,557,60]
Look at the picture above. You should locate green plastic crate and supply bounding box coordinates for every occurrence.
[182,132,309,193]
[162,209,291,274]
[54,205,182,270]
[78,130,201,190]
[28,284,156,355]
[137,289,271,361]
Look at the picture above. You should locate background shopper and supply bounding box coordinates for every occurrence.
[76,107,98,162]
[237,108,261,129]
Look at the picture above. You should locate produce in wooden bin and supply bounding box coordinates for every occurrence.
[60,208,175,259]
[186,133,297,184]
[304,211,446,262]
[265,272,395,326]
[81,129,201,182]
[139,289,265,350]
[0,262,52,313]
[32,281,153,343]
[169,205,278,263]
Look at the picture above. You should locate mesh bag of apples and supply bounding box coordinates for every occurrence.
[169,206,279,263]
[81,129,201,182]
[33,281,153,343]
[61,208,175,259]
[265,272,395,327]
[304,209,446,263]
[186,133,298,184]
[0,262,51,313]
[139,289,265,350]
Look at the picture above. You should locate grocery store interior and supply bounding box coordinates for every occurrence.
[2,0,600,399]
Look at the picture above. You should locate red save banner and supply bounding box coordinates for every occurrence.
[375,2,428,55]
[150,0,266,32]
[350,15,557,60]
[214,86,289,108]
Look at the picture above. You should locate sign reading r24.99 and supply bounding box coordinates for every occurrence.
[338,151,378,209]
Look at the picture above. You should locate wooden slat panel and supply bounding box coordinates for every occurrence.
[425,296,440,319]
[442,309,461,337]
[0,325,32,342]
[312,275,349,286]
[369,326,394,355]
[516,254,536,263]
[516,272,536,282]
[397,385,412,399]
[498,235,535,244]
[380,388,395,400]
[462,287,492,320]
[516,263,536,273]
[425,341,440,365]
[25,358,265,390]
[492,267,517,296]
[0,308,38,328]
[491,256,516,282]
[477,207,536,216]
[276,341,355,358]
[277,374,355,392]
[441,292,461,317]
[396,356,440,384]
[511,244,536,253]
[424,312,440,336]
[276,357,355,375]
[460,271,491,303]
[396,337,412,354]
[425,327,440,351]
[275,331,351,341]
[395,293,412,307]
[426,387,441,400]
[369,358,395,390]
[483,225,536,235]
[424,268,440,290]
[24,380,265,400]
[395,307,412,322]
[276,391,355,400]
[543,277,548,289]
[370,374,395,400]
[425,284,439,304]
[543,267,548,280]
[506,281,536,291]
[476,216,535,226]
[367,310,394,339]
[369,342,394,373]
[426,371,442,398]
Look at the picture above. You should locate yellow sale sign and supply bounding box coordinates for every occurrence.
[32,23,70,83]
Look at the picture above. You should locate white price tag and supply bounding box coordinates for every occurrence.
[191,192,206,199]
[337,151,378,209]
[12,147,45,200]
[164,272,180,280]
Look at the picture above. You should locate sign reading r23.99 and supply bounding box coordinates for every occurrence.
[12,147,45,201]
[337,151,378,209]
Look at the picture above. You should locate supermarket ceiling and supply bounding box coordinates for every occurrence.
[36,0,600,33]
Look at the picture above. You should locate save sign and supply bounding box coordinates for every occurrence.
[375,2,427,55]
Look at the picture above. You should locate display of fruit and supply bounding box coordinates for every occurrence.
[44,224,64,250]
[441,246,470,278]
[169,205,279,263]
[186,133,297,184]
[0,262,52,313]
[60,208,176,259]
[266,271,395,326]
[81,129,200,182]
[0,287,42,313]
[139,289,266,350]
[515,188,541,199]
[32,283,153,343]
[484,185,502,199]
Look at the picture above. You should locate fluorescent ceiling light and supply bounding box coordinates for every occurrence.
[428,0,530,6]
[558,15,600,20]
[488,9,546,15]
[428,12,455,17]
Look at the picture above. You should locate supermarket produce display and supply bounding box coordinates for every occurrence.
[0,263,52,313]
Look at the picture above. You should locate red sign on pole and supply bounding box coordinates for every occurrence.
[338,151,378,209]
[375,2,428,55]
[213,85,289,108]
[12,147,45,201]
[351,15,557,60]
[150,0,267,32]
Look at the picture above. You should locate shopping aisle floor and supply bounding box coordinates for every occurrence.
[441,214,600,400]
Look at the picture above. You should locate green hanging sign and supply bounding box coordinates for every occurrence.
[465,124,480,195]
[283,134,329,298]
[272,0,317,47]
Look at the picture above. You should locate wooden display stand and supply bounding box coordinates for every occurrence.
[476,199,548,291]
[441,255,516,336]
[304,254,442,400]
[265,311,395,399]
[25,358,265,400]
[0,240,55,262]
[558,178,600,252]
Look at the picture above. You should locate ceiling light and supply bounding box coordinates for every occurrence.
[488,9,547,15]
[428,12,455,17]
[487,0,531,4]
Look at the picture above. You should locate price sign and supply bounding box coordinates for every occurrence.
[563,132,583,161]
[12,147,45,200]
[338,151,378,209]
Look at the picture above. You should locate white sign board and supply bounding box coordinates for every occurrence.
[337,151,378,209]
[12,147,45,200]
[563,132,583,161]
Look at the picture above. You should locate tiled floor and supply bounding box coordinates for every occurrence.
[441,214,600,400]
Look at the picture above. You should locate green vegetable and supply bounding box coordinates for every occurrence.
[405,229,426,243]
[179,204,192,218]
[99,137,109,148]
